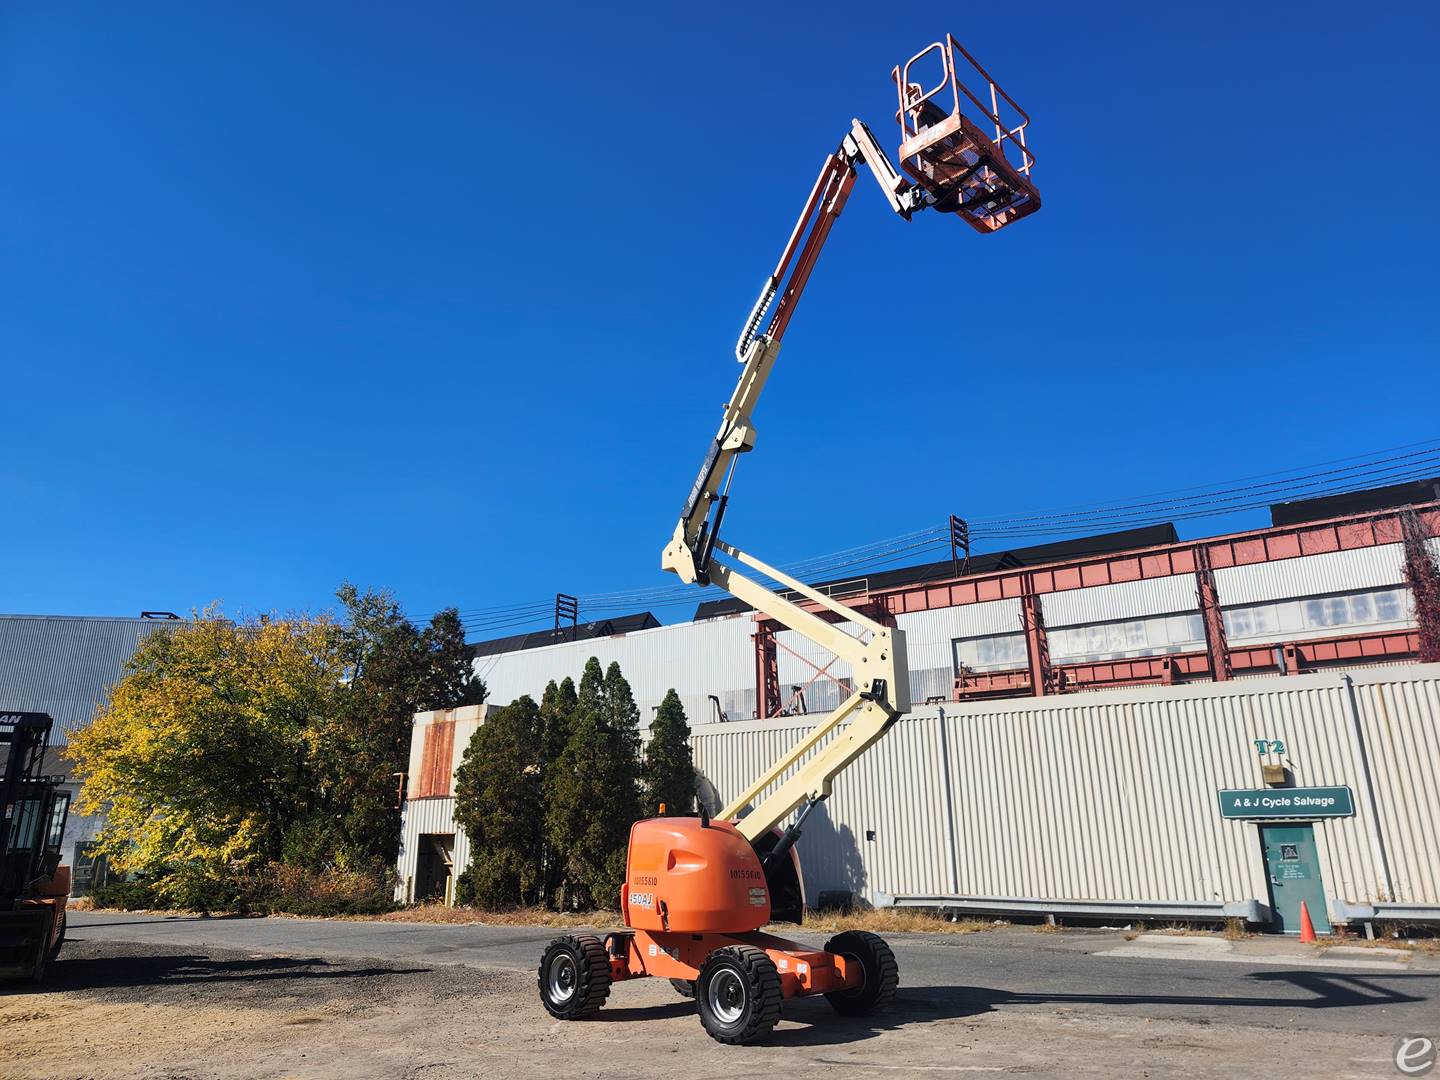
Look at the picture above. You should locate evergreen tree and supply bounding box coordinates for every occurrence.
[537,678,578,904]
[453,696,543,908]
[421,609,488,709]
[643,689,696,815]
[539,677,578,778]
[602,661,644,782]
[544,657,644,909]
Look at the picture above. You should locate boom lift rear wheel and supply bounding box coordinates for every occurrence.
[822,931,898,1016]
[537,934,611,1019]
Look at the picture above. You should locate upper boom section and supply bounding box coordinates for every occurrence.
[661,35,1039,841]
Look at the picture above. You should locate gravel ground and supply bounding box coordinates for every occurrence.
[0,938,1416,1079]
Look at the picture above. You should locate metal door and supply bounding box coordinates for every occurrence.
[1259,824,1331,934]
[415,834,454,903]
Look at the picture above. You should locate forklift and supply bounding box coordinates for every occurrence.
[1,712,72,981]
[538,33,1040,1043]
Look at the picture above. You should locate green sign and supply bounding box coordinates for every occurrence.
[1217,786,1355,819]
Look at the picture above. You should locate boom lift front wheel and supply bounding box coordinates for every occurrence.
[695,945,783,1045]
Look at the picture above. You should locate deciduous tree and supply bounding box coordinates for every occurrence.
[72,585,485,906]
[304,586,486,871]
[69,612,344,907]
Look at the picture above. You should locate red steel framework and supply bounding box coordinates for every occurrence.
[752,503,1440,716]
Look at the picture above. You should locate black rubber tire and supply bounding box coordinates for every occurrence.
[823,930,899,1016]
[537,934,611,1019]
[695,945,782,1045]
[669,977,696,999]
[28,908,54,984]
[48,907,66,963]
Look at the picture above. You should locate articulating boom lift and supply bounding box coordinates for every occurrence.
[539,34,1039,1044]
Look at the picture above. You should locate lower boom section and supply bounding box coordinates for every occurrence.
[538,926,898,1044]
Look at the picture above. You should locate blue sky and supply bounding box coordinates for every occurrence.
[2,2,1436,632]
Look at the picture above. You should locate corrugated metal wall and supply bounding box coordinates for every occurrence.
[0,615,178,741]
[692,665,1440,911]
[1040,574,1198,627]
[394,797,471,902]
[1348,671,1440,903]
[1214,544,1405,606]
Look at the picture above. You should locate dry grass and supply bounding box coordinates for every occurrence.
[355,905,1003,935]
[1323,929,1440,956]
[1222,917,1253,941]
[780,909,1001,935]
[340,904,627,928]
[1122,920,1255,942]
[73,899,1008,936]
[1032,919,1060,934]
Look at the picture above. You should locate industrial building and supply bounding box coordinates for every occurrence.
[0,613,184,895]
[397,485,1440,930]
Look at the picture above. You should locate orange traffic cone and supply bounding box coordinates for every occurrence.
[1298,900,1317,942]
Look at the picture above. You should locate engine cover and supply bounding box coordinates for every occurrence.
[622,817,770,933]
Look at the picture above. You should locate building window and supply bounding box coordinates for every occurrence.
[1224,604,1278,639]
[1300,588,1407,631]
[1047,613,1204,665]
[1226,587,1410,642]
[1374,588,1405,621]
[953,632,1028,673]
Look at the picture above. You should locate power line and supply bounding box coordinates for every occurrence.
[421,438,1440,637]
[968,446,1440,529]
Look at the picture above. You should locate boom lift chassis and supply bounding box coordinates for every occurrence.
[539,33,1039,1044]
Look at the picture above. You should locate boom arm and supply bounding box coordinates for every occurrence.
[661,120,928,845]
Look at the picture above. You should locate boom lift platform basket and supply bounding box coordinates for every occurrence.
[894,34,1039,233]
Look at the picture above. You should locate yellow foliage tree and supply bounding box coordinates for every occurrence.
[69,612,345,906]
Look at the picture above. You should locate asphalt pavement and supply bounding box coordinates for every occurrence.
[66,911,1440,1037]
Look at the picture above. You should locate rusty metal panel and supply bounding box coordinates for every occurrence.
[1040,574,1199,628]
[414,721,455,799]
[1213,544,1406,606]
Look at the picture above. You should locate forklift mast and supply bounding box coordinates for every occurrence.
[0,712,69,910]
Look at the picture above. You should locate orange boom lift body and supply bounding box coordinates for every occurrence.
[538,33,1041,1043]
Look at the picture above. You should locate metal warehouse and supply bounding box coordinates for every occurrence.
[397,488,1440,931]
[0,612,183,896]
